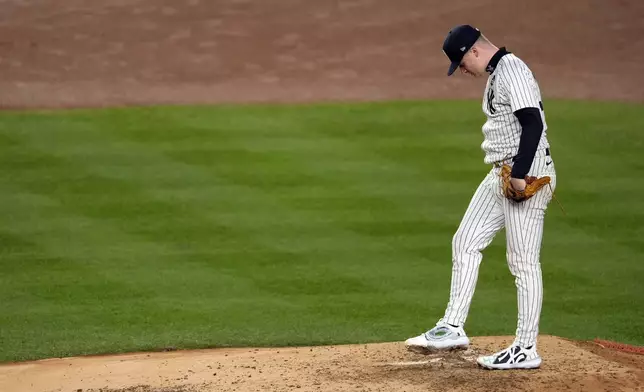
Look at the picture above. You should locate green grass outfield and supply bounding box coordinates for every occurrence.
[1,100,643,362]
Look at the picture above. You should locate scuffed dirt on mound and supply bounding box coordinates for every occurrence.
[1,336,642,392]
[88,387,201,392]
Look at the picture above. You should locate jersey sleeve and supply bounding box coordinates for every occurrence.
[498,58,541,112]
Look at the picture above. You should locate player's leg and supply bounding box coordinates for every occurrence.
[506,159,556,349]
[477,157,556,369]
[406,169,505,352]
[442,170,506,327]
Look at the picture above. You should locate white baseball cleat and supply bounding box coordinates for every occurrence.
[405,322,470,353]
[477,344,542,370]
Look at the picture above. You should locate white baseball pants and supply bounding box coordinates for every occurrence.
[441,151,557,347]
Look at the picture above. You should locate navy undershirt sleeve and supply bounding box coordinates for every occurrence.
[511,107,543,178]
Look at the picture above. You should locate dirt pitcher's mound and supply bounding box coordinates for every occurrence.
[0,336,642,392]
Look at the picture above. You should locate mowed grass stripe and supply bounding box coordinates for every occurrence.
[0,170,271,360]
[98,104,468,295]
[0,109,448,360]
[2,112,441,262]
[0,100,642,362]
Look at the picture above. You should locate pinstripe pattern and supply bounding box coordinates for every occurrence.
[440,51,556,348]
[442,157,556,346]
[443,170,505,326]
[481,54,550,165]
[503,157,556,346]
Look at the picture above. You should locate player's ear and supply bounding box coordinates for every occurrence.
[471,46,479,58]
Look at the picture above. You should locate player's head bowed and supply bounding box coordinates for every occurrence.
[442,25,499,77]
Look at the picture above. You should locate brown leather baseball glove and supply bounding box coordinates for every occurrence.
[500,164,551,202]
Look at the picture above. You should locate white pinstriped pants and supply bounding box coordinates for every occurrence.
[441,152,556,347]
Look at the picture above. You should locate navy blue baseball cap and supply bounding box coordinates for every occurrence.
[442,25,481,76]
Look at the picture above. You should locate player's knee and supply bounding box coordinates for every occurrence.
[451,230,466,254]
[507,254,541,276]
[451,230,478,261]
[452,229,480,255]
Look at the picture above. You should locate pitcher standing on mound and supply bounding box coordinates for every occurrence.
[405,25,558,370]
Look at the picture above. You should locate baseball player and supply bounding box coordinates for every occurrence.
[405,24,557,370]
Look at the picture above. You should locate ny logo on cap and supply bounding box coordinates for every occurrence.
[460,46,467,52]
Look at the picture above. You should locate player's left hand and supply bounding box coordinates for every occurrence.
[510,178,526,191]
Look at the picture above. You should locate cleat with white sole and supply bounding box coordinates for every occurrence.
[405,322,470,354]
[477,344,542,370]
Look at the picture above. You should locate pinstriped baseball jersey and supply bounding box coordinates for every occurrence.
[440,49,557,349]
[481,54,550,164]
[404,27,560,359]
